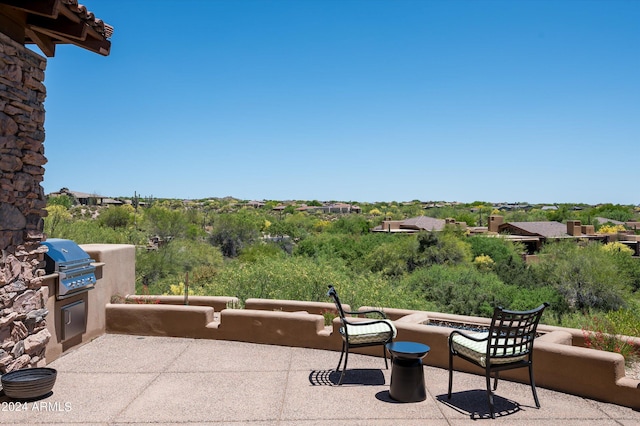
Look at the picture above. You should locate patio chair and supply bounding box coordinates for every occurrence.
[447,302,549,418]
[326,285,397,385]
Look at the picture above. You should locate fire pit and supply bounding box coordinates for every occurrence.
[1,368,57,400]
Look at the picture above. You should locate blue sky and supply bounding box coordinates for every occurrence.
[40,0,639,204]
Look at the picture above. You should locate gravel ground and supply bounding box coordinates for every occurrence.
[626,362,640,380]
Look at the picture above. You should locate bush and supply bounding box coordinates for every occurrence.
[327,215,371,235]
[412,230,472,269]
[99,205,133,229]
[402,264,555,318]
[582,312,640,365]
[49,219,146,245]
[532,241,629,313]
[362,237,418,277]
[204,255,416,310]
[136,238,224,294]
[209,211,261,258]
[468,235,523,265]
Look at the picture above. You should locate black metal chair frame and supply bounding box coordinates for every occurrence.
[327,285,396,385]
[447,302,549,418]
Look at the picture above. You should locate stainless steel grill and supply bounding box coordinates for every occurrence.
[42,238,96,300]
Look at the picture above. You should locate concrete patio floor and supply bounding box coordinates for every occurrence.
[1,334,639,425]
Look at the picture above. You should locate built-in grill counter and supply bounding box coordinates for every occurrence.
[41,242,134,363]
[41,239,105,344]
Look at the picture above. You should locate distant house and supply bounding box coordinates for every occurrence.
[498,221,574,238]
[316,203,361,214]
[102,198,123,206]
[47,188,106,206]
[246,200,266,208]
[494,203,533,212]
[595,217,624,226]
[487,215,603,253]
[372,216,465,233]
[277,202,361,214]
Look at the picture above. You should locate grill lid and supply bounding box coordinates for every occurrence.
[42,238,92,264]
[41,239,97,299]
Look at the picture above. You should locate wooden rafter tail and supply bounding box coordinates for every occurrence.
[24,27,55,57]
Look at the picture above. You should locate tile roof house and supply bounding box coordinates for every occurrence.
[372,216,466,233]
[48,188,107,205]
[499,221,576,238]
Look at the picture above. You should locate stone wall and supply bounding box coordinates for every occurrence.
[0,31,50,372]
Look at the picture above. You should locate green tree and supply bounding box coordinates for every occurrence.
[362,237,418,277]
[47,194,73,209]
[143,206,188,240]
[136,238,224,294]
[209,211,261,258]
[402,264,556,318]
[532,240,629,313]
[327,215,371,235]
[593,204,634,222]
[412,230,472,269]
[44,205,72,237]
[99,205,132,229]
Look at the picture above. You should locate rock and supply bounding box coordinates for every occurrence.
[6,354,30,372]
[0,311,18,328]
[11,320,28,340]
[12,289,37,313]
[10,339,23,357]
[24,328,50,355]
[0,154,22,172]
[0,111,18,136]
[0,203,26,231]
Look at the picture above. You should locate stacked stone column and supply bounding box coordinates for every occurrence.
[0,32,51,372]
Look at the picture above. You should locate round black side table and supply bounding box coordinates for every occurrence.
[385,341,430,402]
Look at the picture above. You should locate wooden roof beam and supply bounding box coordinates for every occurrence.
[25,27,55,57]
[28,15,87,40]
[0,0,60,18]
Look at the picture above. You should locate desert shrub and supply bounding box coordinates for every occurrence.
[582,312,640,365]
[44,205,72,237]
[142,206,189,240]
[204,255,415,310]
[403,264,555,318]
[47,194,73,209]
[468,235,522,265]
[473,255,495,271]
[51,219,146,245]
[593,204,634,222]
[209,211,262,258]
[99,205,133,229]
[599,224,626,234]
[294,232,396,270]
[532,241,629,313]
[326,215,371,235]
[362,237,418,277]
[136,238,223,294]
[238,241,288,262]
[602,242,634,255]
[411,230,472,269]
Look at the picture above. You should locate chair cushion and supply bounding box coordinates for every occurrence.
[451,332,527,367]
[340,320,397,344]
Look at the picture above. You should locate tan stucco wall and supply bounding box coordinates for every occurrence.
[104,298,640,410]
[45,244,135,362]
